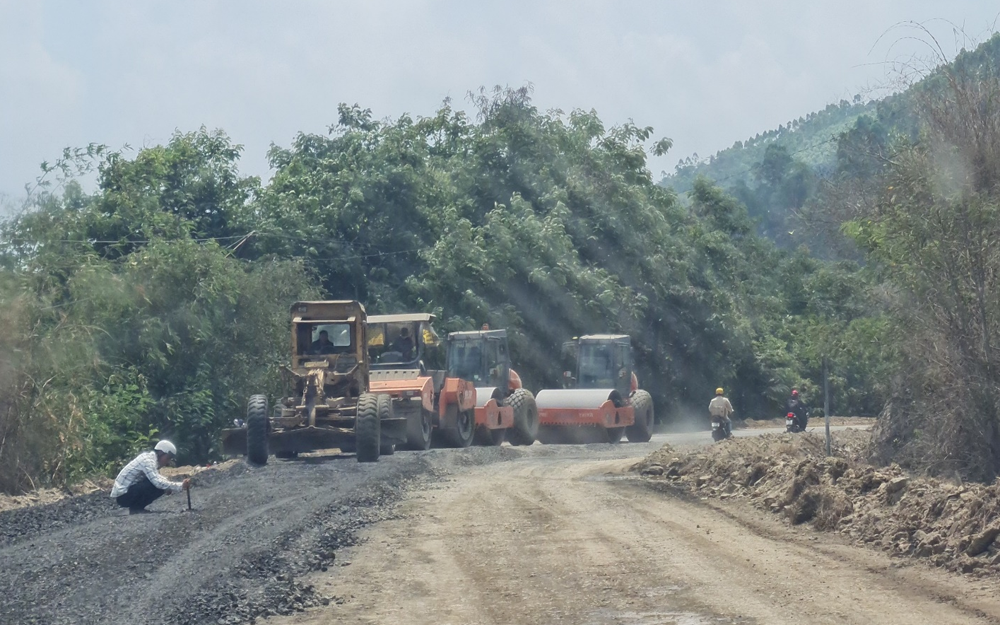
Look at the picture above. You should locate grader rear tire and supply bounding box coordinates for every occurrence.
[246,394,269,466]
[625,390,654,443]
[356,393,381,463]
[507,389,538,446]
[377,395,396,455]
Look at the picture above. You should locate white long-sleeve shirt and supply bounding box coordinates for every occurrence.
[110,451,184,498]
[709,396,734,418]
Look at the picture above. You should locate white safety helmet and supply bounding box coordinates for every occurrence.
[154,440,178,457]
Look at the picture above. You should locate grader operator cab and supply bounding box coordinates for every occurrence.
[221,301,407,464]
[536,334,654,444]
[445,329,538,447]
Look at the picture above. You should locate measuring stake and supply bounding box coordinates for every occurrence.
[824,356,831,456]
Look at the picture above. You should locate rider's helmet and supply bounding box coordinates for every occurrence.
[715,387,724,395]
[791,389,799,397]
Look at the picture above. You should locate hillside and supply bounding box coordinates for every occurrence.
[663,33,1000,254]
[668,96,877,194]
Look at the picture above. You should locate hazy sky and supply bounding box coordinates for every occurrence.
[2,1,998,201]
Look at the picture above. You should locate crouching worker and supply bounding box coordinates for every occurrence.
[110,440,191,514]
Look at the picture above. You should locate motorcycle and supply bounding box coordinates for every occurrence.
[711,415,732,442]
[785,412,802,433]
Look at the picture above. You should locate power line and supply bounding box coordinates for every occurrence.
[2,234,251,245]
[0,230,436,263]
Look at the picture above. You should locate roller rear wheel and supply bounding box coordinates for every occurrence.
[606,427,624,444]
[474,426,506,446]
[625,390,654,443]
[404,407,433,451]
[507,389,538,446]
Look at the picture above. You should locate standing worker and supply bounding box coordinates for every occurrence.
[786,389,808,432]
[709,387,735,438]
[110,440,191,514]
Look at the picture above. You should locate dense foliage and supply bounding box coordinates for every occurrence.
[0,133,320,492]
[0,88,888,493]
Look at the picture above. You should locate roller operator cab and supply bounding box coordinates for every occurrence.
[366,320,539,450]
[536,334,655,444]
[366,313,451,452]
[445,330,539,447]
[220,301,407,464]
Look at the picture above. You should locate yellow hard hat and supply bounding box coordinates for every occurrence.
[716,387,724,395]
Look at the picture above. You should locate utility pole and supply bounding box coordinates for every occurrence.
[824,356,831,456]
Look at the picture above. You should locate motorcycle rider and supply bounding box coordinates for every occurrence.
[786,389,808,432]
[709,387,735,438]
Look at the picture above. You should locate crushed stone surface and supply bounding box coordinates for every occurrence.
[0,447,522,625]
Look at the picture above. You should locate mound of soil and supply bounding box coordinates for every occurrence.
[636,431,1000,577]
[0,459,239,514]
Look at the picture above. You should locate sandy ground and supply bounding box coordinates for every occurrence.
[741,416,876,429]
[270,435,1000,625]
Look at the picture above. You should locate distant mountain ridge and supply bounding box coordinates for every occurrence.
[662,32,1000,252]
[665,96,877,194]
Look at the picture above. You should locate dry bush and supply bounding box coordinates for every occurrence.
[860,38,1000,481]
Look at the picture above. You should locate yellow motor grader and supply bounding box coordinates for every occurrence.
[221,301,407,463]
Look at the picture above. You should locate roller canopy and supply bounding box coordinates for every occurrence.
[367,313,435,323]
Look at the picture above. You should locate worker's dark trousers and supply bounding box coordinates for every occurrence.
[116,475,166,511]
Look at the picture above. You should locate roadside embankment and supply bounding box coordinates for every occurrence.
[636,430,1000,577]
[739,416,876,429]
[0,459,239,514]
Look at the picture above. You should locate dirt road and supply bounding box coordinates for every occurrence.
[272,434,1000,625]
[5,428,1000,624]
